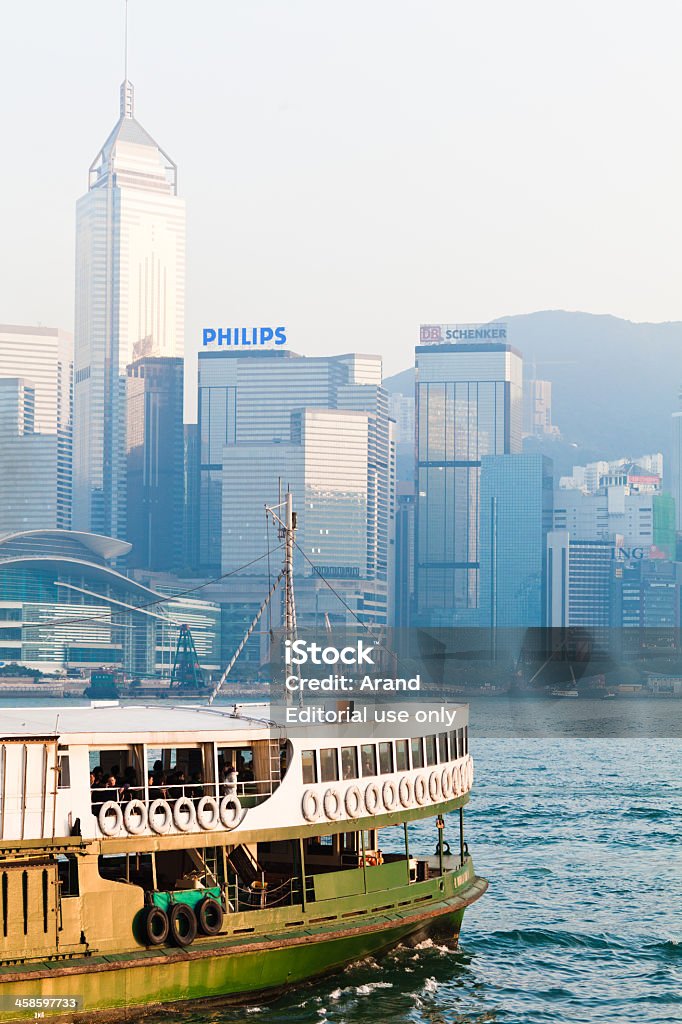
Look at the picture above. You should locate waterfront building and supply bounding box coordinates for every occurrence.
[126,357,184,571]
[73,79,185,539]
[479,454,553,628]
[560,453,663,494]
[393,482,416,628]
[414,338,523,625]
[0,324,73,528]
[546,533,615,630]
[0,530,219,675]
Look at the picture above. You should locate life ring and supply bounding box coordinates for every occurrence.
[441,765,453,799]
[466,757,474,791]
[344,785,363,818]
[364,781,381,815]
[398,775,414,808]
[173,796,197,832]
[323,788,342,820]
[414,773,428,806]
[302,789,320,822]
[382,778,398,811]
[123,799,148,835]
[196,796,220,830]
[148,798,173,835]
[429,770,442,803]
[453,762,464,797]
[219,794,242,829]
[142,906,168,946]
[98,800,123,837]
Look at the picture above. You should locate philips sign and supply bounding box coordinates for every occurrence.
[202,326,287,347]
[419,323,508,344]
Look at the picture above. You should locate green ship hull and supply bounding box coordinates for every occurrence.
[0,867,486,1022]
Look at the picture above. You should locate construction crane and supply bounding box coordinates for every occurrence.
[170,625,206,690]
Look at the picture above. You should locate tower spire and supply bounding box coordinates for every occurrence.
[120,0,134,118]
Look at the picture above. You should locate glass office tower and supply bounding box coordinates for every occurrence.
[73,80,185,539]
[415,341,523,625]
[479,454,553,628]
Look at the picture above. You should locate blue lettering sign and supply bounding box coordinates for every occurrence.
[202,327,288,347]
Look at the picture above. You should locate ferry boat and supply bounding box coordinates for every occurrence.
[0,496,487,1020]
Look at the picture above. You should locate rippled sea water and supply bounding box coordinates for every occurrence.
[137,738,681,1024]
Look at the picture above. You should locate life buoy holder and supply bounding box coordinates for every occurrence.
[382,778,398,811]
[123,799,148,835]
[344,785,363,818]
[219,794,242,829]
[441,765,453,799]
[429,769,442,803]
[323,787,342,820]
[98,800,123,837]
[196,796,220,830]
[364,781,381,815]
[398,775,414,808]
[414,773,428,806]
[173,796,197,833]
[148,798,173,835]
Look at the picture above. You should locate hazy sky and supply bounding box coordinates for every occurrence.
[1,0,681,418]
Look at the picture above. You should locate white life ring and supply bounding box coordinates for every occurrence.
[173,796,197,832]
[466,757,474,791]
[429,770,442,803]
[302,789,320,822]
[414,773,428,806]
[382,778,398,811]
[344,785,363,818]
[453,762,464,797]
[196,795,220,830]
[323,788,342,820]
[364,781,381,815]
[398,775,414,808]
[219,794,242,829]
[123,799,148,835]
[98,800,123,837]
[148,798,172,835]
[441,765,453,799]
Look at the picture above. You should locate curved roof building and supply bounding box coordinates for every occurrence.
[0,530,219,675]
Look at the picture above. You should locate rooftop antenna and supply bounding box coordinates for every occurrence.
[124,0,129,82]
[120,0,134,118]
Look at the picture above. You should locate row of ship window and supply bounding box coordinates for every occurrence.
[301,727,469,786]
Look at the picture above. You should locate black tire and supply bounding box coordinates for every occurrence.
[197,897,224,936]
[144,906,169,947]
[169,902,197,946]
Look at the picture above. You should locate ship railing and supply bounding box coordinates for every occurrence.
[227,875,299,912]
[90,777,279,813]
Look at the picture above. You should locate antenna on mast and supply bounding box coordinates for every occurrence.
[124,0,129,81]
[120,0,134,118]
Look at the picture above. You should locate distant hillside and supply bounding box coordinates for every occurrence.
[383,311,682,474]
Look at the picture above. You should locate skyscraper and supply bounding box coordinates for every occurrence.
[0,325,73,528]
[672,412,682,531]
[198,347,394,628]
[0,379,59,534]
[479,454,553,628]
[126,357,184,570]
[73,79,185,539]
[414,337,523,625]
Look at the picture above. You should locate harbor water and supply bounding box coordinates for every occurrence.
[139,736,681,1024]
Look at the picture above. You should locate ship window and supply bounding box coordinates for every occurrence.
[301,750,317,784]
[464,726,469,754]
[457,728,465,757]
[341,746,357,780]
[360,744,377,777]
[449,730,459,758]
[425,736,437,766]
[57,747,70,789]
[395,739,409,771]
[319,748,339,783]
[378,742,393,774]
[438,733,449,762]
[57,855,79,897]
